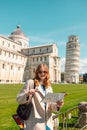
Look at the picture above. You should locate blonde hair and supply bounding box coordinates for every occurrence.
[34,63,51,88]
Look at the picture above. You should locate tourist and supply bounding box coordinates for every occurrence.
[16,63,64,130]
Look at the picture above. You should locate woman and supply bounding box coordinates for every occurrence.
[16,63,64,130]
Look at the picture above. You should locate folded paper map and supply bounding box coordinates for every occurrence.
[41,92,66,103]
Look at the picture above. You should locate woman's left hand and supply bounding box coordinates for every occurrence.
[56,100,64,108]
[48,100,64,112]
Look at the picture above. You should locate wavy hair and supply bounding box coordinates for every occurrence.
[34,63,51,88]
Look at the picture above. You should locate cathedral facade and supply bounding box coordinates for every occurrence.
[0,26,61,83]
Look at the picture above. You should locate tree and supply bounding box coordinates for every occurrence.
[83,73,87,82]
[61,72,64,82]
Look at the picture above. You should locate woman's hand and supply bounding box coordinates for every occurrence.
[56,100,64,110]
[48,100,64,112]
[29,88,38,95]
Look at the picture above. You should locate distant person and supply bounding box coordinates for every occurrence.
[16,63,64,130]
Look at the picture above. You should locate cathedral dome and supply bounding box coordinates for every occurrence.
[10,25,26,37]
[8,25,29,48]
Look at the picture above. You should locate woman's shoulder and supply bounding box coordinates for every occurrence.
[25,79,34,83]
[25,79,34,88]
[28,79,34,82]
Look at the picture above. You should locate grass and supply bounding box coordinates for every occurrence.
[0,84,22,130]
[0,83,87,130]
[52,83,87,112]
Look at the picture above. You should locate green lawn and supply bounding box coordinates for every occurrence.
[0,83,87,130]
[52,83,87,112]
[0,84,22,130]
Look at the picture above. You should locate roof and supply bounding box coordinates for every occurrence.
[22,43,56,50]
[10,25,26,37]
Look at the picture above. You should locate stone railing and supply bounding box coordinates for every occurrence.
[78,101,87,128]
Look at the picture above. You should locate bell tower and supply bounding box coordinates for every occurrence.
[64,35,80,83]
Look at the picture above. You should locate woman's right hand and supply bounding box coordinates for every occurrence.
[29,88,38,95]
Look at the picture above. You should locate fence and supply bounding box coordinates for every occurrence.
[53,105,87,130]
[17,105,87,130]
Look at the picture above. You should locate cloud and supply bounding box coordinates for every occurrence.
[42,24,87,43]
[61,58,65,72]
[29,23,87,47]
[29,36,54,46]
[42,24,87,37]
[29,35,66,47]
[61,57,87,74]
[57,40,66,46]
[80,42,87,49]
[80,58,87,74]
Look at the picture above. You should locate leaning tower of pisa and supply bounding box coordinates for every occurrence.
[64,35,80,83]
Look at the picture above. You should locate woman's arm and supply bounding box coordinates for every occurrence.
[16,79,34,104]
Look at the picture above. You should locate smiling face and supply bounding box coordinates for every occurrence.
[34,63,50,87]
[38,66,47,81]
[35,64,49,81]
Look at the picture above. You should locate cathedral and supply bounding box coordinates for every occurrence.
[0,26,61,83]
